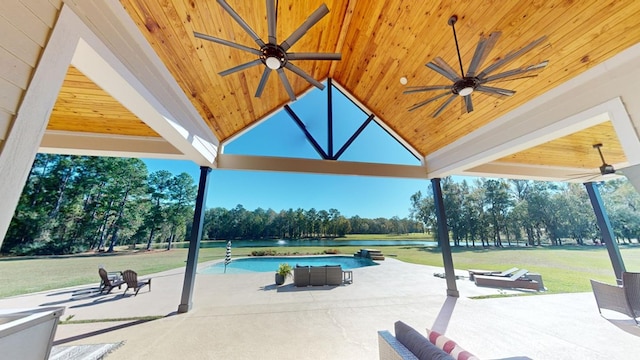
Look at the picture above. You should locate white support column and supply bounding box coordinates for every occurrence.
[0,6,81,246]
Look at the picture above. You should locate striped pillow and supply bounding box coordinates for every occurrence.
[426,330,479,360]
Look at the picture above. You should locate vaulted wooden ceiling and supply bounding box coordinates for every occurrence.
[48,0,640,180]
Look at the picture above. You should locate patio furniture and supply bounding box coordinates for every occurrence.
[343,270,353,284]
[0,307,64,360]
[378,321,478,360]
[293,265,345,287]
[591,272,640,325]
[326,265,342,285]
[473,268,542,291]
[467,267,519,280]
[121,270,151,296]
[98,268,124,294]
[294,265,310,287]
[623,272,640,321]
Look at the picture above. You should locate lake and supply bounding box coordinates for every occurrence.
[173,239,437,248]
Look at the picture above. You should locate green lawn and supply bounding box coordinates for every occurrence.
[1,244,638,298]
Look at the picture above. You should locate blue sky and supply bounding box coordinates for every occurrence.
[143,84,431,219]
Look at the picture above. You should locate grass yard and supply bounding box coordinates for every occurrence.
[1,244,638,298]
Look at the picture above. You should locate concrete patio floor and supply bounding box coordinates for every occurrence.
[1,257,638,359]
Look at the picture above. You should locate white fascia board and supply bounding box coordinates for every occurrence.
[427,42,640,178]
[40,130,185,159]
[217,154,428,179]
[63,0,219,165]
[330,80,423,164]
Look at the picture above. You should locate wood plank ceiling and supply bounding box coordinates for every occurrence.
[49,66,159,137]
[50,0,640,175]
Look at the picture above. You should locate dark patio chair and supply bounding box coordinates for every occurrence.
[121,270,151,296]
[98,268,123,294]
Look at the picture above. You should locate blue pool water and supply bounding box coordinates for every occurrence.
[200,256,378,274]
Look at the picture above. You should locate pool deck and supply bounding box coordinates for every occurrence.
[1,257,639,359]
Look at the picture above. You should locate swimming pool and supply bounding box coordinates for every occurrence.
[200,256,378,274]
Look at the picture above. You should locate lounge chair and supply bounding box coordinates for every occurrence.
[121,270,151,296]
[467,267,519,280]
[474,269,541,291]
[98,268,123,294]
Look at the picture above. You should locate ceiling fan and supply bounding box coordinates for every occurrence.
[194,0,341,101]
[404,15,549,117]
[566,143,621,182]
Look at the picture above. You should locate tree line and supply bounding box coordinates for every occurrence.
[3,154,639,256]
[410,177,640,247]
[202,206,422,240]
[1,154,422,255]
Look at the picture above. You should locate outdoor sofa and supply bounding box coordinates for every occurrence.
[378,321,478,360]
[294,265,343,287]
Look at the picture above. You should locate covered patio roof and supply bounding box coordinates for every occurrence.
[1,1,639,183]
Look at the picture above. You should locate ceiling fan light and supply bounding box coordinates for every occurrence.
[459,87,474,96]
[265,57,281,69]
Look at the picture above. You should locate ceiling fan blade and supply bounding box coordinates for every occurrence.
[407,92,451,111]
[219,59,263,76]
[216,0,265,47]
[255,67,272,97]
[467,32,501,77]
[403,85,451,94]
[477,35,547,78]
[464,95,474,113]
[266,0,277,45]
[277,68,296,101]
[432,57,462,81]
[281,4,329,51]
[481,60,549,83]
[194,32,262,56]
[284,62,324,90]
[482,74,539,84]
[475,85,516,96]
[287,52,342,61]
[433,94,457,117]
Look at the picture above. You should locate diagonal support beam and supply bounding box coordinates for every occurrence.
[284,105,329,159]
[333,114,374,160]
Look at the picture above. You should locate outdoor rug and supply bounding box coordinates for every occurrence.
[49,341,124,360]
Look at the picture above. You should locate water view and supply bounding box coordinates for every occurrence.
[175,239,437,249]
